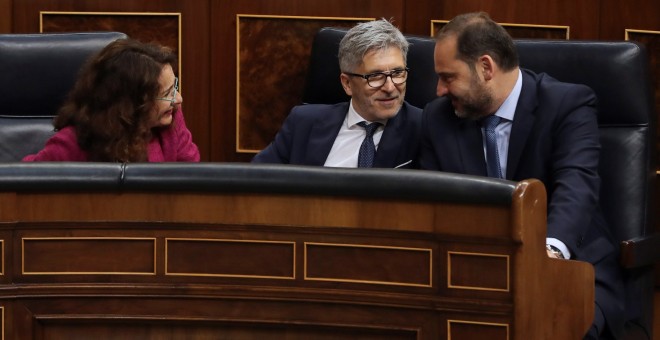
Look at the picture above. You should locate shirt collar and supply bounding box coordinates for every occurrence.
[493,69,522,122]
[347,99,388,128]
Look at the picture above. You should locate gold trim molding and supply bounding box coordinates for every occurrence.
[625,28,660,40]
[0,240,3,276]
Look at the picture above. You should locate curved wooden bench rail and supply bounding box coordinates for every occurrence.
[0,162,516,203]
[0,163,593,339]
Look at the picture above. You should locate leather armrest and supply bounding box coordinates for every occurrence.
[620,232,660,269]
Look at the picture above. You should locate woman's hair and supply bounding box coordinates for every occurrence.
[54,38,177,162]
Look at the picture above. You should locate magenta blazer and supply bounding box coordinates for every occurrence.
[22,108,200,162]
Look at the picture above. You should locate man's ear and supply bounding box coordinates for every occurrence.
[479,55,495,81]
[340,73,353,96]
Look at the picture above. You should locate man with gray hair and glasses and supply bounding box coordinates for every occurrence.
[252,19,421,168]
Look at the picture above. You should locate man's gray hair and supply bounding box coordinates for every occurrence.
[338,19,409,73]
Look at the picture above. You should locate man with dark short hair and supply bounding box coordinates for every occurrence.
[419,12,624,339]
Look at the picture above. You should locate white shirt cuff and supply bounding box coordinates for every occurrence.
[546,237,571,259]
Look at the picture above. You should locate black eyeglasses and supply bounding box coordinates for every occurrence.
[344,68,409,88]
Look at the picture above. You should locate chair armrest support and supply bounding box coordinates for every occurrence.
[620,232,660,269]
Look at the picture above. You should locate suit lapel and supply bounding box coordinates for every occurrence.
[507,71,538,179]
[455,118,487,176]
[305,103,347,165]
[373,104,405,167]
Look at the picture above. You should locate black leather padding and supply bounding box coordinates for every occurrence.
[0,162,123,191]
[515,40,654,126]
[0,117,55,162]
[302,28,349,105]
[405,35,439,110]
[0,31,128,118]
[515,40,656,246]
[0,162,517,204]
[122,163,517,205]
[0,31,128,161]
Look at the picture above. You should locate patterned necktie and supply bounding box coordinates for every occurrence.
[357,121,381,168]
[483,115,503,178]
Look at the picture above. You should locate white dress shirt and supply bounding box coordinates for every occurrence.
[324,100,387,167]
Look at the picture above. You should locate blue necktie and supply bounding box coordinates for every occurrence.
[483,115,503,178]
[357,121,381,168]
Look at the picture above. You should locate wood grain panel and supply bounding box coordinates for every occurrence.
[431,20,569,39]
[38,11,181,104]
[0,0,10,33]
[304,242,432,287]
[236,15,371,153]
[26,297,422,340]
[401,0,441,36]
[166,238,295,279]
[22,237,156,275]
[448,251,509,292]
[14,193,511,239]
[425,0,599,39]
[40,320,418,340]
[448,320,509,340]
[40,12,180,60]
[600,0,660,40]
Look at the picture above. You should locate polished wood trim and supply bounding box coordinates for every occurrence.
[625,28,660,39]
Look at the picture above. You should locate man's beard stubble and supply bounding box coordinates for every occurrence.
[453,74,494,121]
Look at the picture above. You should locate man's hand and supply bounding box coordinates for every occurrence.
[546,244,565,259]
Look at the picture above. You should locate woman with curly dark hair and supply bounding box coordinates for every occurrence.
[23,38,199,162]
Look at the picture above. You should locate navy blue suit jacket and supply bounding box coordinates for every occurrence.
[253,101,422,168]
[419,69,624,337]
